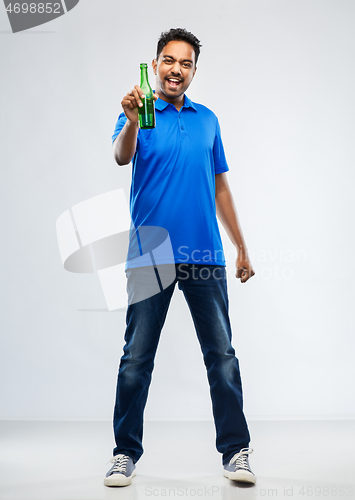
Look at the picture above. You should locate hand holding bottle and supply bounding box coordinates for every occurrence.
[114,65,157,165]
[121,85,144,123]
[121,85,158,125]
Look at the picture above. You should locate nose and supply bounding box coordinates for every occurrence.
[171,61,182,75]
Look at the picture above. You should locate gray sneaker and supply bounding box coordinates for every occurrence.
[223,447,256,484]
[104,454,136,487]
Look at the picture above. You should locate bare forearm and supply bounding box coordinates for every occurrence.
[215,173,254,281]
[113,120,139,166]
[215,186,248,255]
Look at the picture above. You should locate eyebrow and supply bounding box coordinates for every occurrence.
[162,55,193,63]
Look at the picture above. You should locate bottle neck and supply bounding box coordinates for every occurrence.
[140,66,149,88]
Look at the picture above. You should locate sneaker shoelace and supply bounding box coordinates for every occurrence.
[109,454,129,473]
[229,447,254,472]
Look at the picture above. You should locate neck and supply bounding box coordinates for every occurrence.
[156,91,185,111]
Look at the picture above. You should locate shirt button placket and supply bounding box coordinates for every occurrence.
[178,114,185,133]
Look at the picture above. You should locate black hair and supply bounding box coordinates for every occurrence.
[156,28,202,65]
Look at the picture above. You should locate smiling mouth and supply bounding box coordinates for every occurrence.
[166,78,182,88]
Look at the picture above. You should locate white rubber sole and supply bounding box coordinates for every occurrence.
[223,469,257,484]
[104,469,136,487]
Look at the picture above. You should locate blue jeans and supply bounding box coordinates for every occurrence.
[113,263,250,465]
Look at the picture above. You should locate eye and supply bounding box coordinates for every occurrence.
[183,62,192,68]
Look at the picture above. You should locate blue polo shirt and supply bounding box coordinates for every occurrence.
[112,94,229,269]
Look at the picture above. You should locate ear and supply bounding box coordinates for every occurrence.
[152,58,157,75]
[192,65,197,78]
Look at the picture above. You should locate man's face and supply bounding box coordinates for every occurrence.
[152,40,197,101]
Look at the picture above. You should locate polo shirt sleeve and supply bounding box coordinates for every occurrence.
[213,119,230,174]
[111,112,127,144]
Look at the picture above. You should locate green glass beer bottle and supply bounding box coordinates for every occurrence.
[138,63,155,129]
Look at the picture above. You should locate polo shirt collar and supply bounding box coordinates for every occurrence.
[154,93,197,112]
[183,94,197,111]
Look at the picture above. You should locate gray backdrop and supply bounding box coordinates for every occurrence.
[1,0,354,421]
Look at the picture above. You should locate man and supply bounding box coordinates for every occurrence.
[105,28,256,487]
